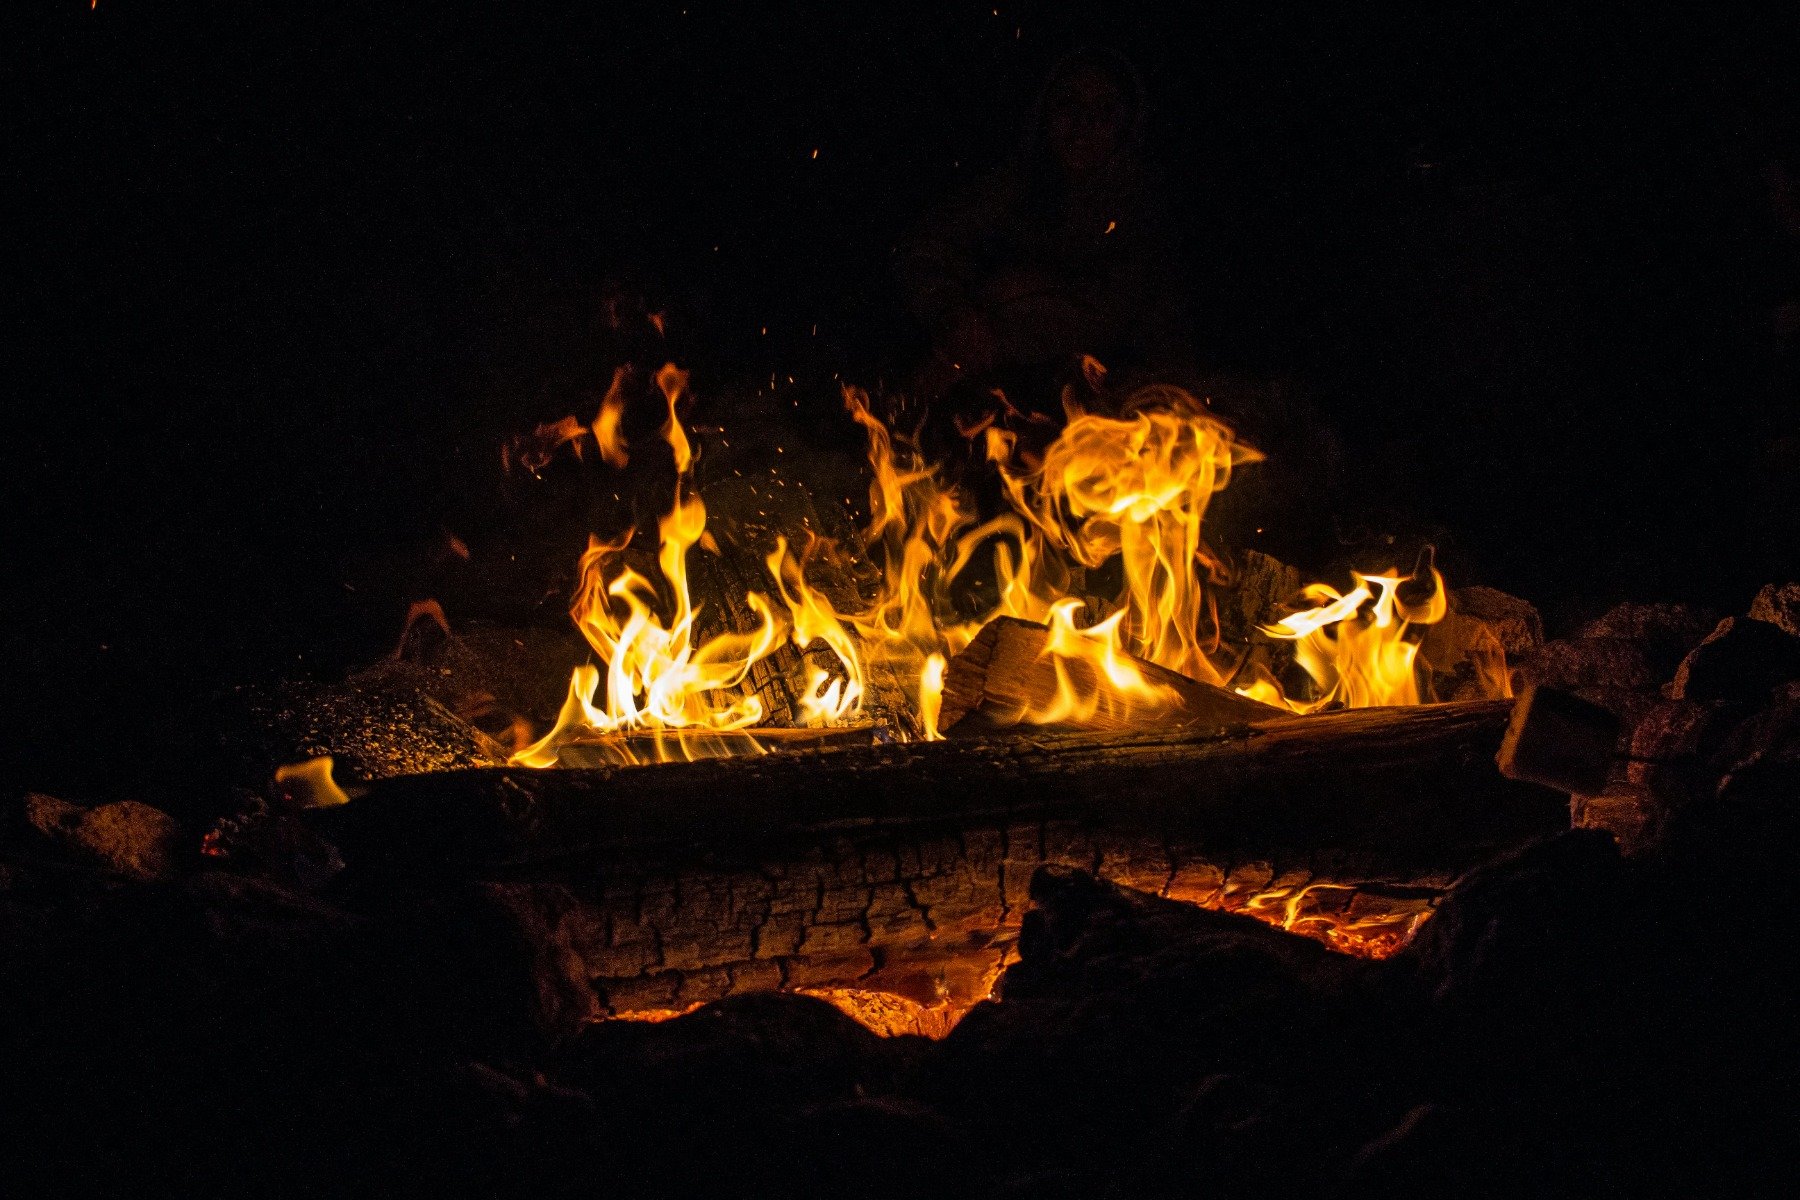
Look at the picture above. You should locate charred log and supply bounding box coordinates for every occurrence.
[320,701,1566,1016]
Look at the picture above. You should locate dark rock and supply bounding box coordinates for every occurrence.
[1628,698,1723,763]
[202,794,344,891]
[560,991,913,1110]
[1562,699,1735,853]
[547,992,925,1197]
[930,867,1382,1189]
[1522,637,1655,692]
[1568,685,1660,745]
[1669,616,1800,704]
[1396,829,1627,1018]
[1749,581,1800,637]
[367,881,602,1054]
[780,1097,972,1199]
[22,793,184,882]
[0,868,379,1195]
[1577,601,1721,678]
[1710,694,1800,801]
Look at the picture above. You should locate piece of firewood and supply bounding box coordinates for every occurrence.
[1497,684,1619,796]
[937,616,1283,734]
[325,701,1558,877]
[319,702,1565,1016]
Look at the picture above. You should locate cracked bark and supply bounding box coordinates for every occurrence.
[323,701,1565,1016]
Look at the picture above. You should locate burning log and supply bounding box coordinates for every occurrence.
[321,701,1565,1019]
[936,615,1282,734]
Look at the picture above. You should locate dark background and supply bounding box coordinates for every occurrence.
[7,2,1797,802]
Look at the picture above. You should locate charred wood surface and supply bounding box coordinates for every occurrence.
[321,702,1566,1016]
[328,701,1555,877]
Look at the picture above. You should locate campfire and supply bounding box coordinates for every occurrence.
[234,360,1576,1040]
[18,8,1794,1191]
[505,363,1482,771]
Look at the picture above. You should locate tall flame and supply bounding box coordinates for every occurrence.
[512,365,788,767]
[513,362,1472,765]
[980,388,1260,685]
[1251,567,1448,712]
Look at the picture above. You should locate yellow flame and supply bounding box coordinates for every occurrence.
[273,757,353,808]
[514,360,1473,765]
[919,653,947,740]
[1256,568,1448,711]
[766,535,866,726]
[834,386,986,732]
[512,364,788,768]
[982,390,1260,685]
[1026,599,1178,726]
[592,365,630,469]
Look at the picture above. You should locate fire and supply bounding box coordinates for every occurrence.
[513,366,788,767]
[984,387,1259,686]
[765,534,865,726]
[1239,881,1436,958]
[272,757,355,808]
[1249,566,1448,713]
[592,365,630,469]
[1005,599,1177,726]
[511,361,1472,764]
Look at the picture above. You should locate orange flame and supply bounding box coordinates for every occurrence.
[592,365,630,469]
[512,361,1470,764]
[981,390,1260,685]
[512,365,788,768]
[1252,567,1447,712]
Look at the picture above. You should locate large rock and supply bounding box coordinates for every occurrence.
[929,867,1382,1191]
[1669,616,1800,704]
[1748,582,1800,638]
[1710,691,1800,801]
[547,993,936,1197]
[367,881,603,1053]
[1627,698,1724,764]
[1398,830,1627,1017]
[1577,601,1721,679]
[22,794,184,882]
[1523,637,1656,692]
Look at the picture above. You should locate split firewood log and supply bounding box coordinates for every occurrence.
[937,616,1283,735]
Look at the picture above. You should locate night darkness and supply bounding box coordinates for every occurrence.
[8,3,1798,802]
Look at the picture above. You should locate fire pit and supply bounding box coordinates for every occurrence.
[231,365,1578,1036]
